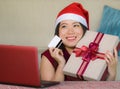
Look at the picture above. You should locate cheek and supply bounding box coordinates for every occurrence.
[59,29,67,37]
[59,33,65,40]
[75,29,84,37]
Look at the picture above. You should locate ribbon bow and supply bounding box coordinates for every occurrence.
[73,42,105,62]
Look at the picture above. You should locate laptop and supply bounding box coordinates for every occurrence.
[0,44,59,88]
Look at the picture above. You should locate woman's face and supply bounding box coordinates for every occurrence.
[59,20,84,48]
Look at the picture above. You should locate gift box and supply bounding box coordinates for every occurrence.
[63,31,119,81]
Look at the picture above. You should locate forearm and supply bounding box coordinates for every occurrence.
[106,74,116,81]
[52,63,65,82]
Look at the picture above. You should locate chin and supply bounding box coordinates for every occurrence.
[63,41,77,47]
[67,44,76,48]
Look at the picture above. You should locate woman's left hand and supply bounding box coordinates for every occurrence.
[104,48,118,81]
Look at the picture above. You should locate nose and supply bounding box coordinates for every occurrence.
[68,27,74,34]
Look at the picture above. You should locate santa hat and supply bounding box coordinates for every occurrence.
[55,2,89,30]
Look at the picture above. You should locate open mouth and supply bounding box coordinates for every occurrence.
[66,36,77,41]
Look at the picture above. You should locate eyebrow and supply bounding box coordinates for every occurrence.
[72,22,80,24]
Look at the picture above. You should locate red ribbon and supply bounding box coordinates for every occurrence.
[73,42,105,62]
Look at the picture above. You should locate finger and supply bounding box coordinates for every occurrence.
[113,48,118,62]
[53,48,63,56]
[105,51,114,62]
[104,56,110,64]
[59,49,63,56]
[49,47,55,54]
[53,48,59,53]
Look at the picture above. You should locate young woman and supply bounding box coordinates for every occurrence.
[40,2,118,82]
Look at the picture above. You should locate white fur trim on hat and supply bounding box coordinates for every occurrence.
[55,13,88,28]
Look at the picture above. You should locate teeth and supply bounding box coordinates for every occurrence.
[67,36,76,40]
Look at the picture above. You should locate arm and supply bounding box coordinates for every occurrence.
[40,48,66,82]
[105,48,118,81]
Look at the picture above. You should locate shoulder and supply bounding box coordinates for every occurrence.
[41,49,49,57]
[41,49,58,69]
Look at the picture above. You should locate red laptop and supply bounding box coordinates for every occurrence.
[0,44,59,88]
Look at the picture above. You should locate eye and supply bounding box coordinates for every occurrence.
[73,24,80,27]
[60,25,67,29]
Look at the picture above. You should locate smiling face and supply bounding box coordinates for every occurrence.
[58,20,84,49]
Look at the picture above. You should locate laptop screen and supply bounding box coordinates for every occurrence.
[0,45,41,87]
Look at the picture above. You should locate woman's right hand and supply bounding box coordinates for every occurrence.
[49,47,66,65]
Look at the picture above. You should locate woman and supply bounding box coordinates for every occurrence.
[40,2,118,82]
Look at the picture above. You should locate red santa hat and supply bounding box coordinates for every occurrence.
[55,2,89,30]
